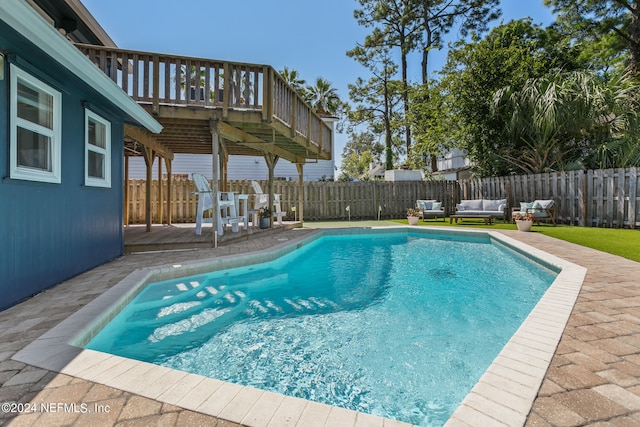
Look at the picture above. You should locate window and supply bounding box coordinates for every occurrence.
[9,64,62,183]
[84,110,111,187]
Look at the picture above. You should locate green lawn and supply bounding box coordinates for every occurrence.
[386,218,640,263]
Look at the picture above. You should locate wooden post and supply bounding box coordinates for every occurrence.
[219,139,229,191]
[290,92,297,138]
[222,63,229,119]
[581,170,588,227]
[124,155,129,226]
[263,153,279,227]
[157,158,163,224]
[629,167,637,229]
[262,66,271,122]
[296,163,304,223]
[210,118,220,245]
[152,55,160,114]
[165,157,172,225]
[219,152,227,191]
[142,146,155,232]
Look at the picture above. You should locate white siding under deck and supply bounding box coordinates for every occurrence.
[128,154,335,182]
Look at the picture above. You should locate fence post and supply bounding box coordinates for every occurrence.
[581,171,587,227]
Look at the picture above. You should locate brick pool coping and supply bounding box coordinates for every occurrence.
[9,227,586,426]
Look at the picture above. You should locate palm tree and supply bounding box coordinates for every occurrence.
[176,65,208,101]
[305,77,341,115]
[279,67,306,93]
[492,70,640,172]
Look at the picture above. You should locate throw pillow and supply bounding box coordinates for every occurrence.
[520,202,533,212]
[531,201,543,213]
[432,202,442,210]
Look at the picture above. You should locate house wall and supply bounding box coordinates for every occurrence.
[0,23,125,310]
[128,154,335,181]
[437,148,470,171]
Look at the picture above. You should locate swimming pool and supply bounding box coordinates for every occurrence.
[85,229,557,426]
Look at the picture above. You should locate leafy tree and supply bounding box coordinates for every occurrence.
[545,0,640,77]
[350,0,500,159]
[414,0,501,83]
[432,19,586,176]
[347,46,404,170]
[339,131,384,180]
[353,0,422,152]
[406,80,453,170]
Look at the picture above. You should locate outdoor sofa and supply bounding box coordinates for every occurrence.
[453,199,508,221]
[416,199,445,221]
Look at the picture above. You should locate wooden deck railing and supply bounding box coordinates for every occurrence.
[75,44,332,158]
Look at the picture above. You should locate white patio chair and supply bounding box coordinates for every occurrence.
[251,181,285,225]
[192,173,238,235]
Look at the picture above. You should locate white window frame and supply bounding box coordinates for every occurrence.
[84,109,112,188]
[9,64,62,183]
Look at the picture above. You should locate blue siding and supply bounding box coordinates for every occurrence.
[1,23,125,310]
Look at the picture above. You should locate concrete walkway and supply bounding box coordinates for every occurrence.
[1,227,639,426]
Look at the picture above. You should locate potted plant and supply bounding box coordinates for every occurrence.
[258,206,271,229]
[407,207,420,226]
[514,211,534,232]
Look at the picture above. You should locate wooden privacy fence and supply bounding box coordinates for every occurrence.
[459,168,639,228]
[127,167,639,228]
[126,178,459,224]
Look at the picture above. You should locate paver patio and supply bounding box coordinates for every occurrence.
[1,226,639,426]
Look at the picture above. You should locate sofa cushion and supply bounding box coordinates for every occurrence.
[482,198,507,211]
[432,202,442,211]
[458,199,482,211]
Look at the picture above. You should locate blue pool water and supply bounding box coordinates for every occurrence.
[86,231,557,426]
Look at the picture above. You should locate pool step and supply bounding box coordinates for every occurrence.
[243,296,339,317]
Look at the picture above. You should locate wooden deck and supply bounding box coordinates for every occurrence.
[75,44,332,164]
[124,222,302,253]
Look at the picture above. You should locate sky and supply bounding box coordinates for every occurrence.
[81,0,556,172]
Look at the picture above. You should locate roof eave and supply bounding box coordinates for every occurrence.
[0,0,162,134]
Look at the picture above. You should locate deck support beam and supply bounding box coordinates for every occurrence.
[124,155,130,226]
[219,138,229,191]
[142,146,155,232]
[263,153,279,228]
[296,163,304,223]
[210,118,220,246]
[124,124,173,160]
[157,159,163,224]
[164,157,173,225]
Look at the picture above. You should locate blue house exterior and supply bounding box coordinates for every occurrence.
[0,0,162,310]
